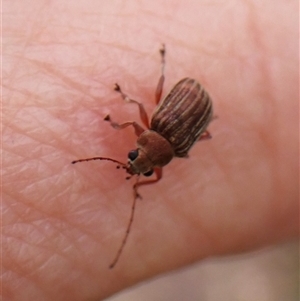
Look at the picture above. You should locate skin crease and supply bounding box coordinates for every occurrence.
[3,0,299,300]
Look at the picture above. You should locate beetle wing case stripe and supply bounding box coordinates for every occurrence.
[151,78,213,157]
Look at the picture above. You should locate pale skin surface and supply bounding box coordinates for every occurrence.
[3,0,299,300]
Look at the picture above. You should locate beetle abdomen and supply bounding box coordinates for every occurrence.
[151,78,213,157]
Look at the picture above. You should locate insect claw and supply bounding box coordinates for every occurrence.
[104,115,111,121]
[114,83,121,91]
[160,43,165,55]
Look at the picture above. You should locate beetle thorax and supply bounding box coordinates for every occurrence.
[129,130,174,175]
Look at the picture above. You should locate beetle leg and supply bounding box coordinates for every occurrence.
[109,167,162,269]
[198,130,212,141]
[114,83,150,129]
[109,178,139,269]
[155,44,166,105]
[104,115,145,137]
[133,167,163,198]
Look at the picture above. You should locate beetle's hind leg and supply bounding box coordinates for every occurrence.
[114,83,150,129]
[198,130,212,141]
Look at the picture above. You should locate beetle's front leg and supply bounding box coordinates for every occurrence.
[155,44,166,105]
[104,115,145,137]
[133,168,163,198]
[114,83,150,129]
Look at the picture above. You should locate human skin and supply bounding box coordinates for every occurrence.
[2,0,299,300]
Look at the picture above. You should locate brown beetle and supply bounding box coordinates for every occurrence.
[72,45,213,268]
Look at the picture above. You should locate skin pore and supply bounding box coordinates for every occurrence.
[3,0,298,300]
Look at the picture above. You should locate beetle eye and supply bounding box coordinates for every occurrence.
[128,149,138,161]
[143,169,153,177]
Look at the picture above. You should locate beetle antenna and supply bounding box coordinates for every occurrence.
[72,157,127,169]
[109,176,141,269]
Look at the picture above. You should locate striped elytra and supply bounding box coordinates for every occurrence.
[151,77,213,157]
[71,45,214,269]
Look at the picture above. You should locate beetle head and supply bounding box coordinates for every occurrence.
[127,149,154,177]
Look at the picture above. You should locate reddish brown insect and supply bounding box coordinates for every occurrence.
[72,45,213,268]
